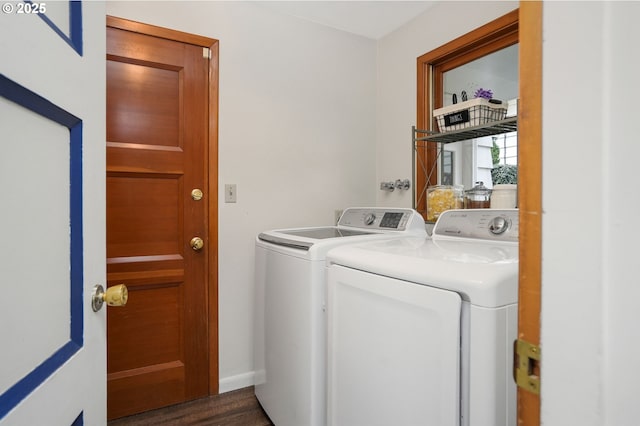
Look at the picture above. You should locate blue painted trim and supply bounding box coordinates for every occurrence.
[26,0,83,56]
[72,412,83,426]
[69,121,83,346]
[0,343,82,418]
[0,75,84,420]
[0,75,80,127]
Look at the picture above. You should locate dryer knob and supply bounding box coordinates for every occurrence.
[488,216,510,235]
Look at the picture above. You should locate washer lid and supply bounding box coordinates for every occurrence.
[276,227,374,240]
[326,237,518,307]
[258,227,374,250]
[256,207,427,259]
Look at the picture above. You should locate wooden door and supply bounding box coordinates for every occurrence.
[1,3,106,425]
[106,18,217,420]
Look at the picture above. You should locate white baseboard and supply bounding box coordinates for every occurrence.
[218,371,255,394]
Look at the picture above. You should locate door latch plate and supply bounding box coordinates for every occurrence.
[514,338,541,395]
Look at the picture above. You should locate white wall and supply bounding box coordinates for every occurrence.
[542,2,640,425]
[601,4,640,422]
[375,1,518,207]
[105,1,377,391]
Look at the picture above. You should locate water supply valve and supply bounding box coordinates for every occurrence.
[380,181,395,192]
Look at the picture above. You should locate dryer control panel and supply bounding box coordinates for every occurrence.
[433,209,519,243]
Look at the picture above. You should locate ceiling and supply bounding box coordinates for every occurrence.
[254,1,438,40]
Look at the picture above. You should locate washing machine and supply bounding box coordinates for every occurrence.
[254,207,427,426]
[326,209,519,426]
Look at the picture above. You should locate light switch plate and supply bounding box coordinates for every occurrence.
[225,184,237,203]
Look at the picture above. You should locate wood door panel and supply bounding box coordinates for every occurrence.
[106,60,181,147]
[107,144,184,174]
[107,267,185,284]
[107,174,183,258]
[107,361,186,419]
[107,21,210,420]
[107,283,184,372]
[108,27,191,70]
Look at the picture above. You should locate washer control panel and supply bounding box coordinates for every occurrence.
[433,209,519,242]
[338,208,425,232]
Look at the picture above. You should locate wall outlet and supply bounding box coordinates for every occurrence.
[225,184,237,203]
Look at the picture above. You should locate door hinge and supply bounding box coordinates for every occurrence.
[203,47,211,59]
[514,338,541,395]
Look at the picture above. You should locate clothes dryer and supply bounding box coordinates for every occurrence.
[326,209,519,426]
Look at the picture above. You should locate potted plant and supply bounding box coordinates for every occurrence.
[491,140,518,185]
[491,164,518,185]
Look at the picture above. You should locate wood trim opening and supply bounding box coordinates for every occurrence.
[415,9,519,218]
[517,2,542,424]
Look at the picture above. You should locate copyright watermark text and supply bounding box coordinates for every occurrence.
[3,3,47,14]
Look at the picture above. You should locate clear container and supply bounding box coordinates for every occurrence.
[465,181,492,209]
[426,185,464,222]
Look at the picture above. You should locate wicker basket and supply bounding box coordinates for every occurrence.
[434,98,507,132]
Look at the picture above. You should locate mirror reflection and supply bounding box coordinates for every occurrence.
[440,44,519,190]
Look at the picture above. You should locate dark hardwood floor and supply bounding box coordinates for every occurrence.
[108,386,274,426]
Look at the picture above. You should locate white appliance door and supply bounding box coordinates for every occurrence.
[1,3,106,425]
[328,265,462,426]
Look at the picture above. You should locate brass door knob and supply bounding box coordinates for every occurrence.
[191,188,203,201]
[190,236,204,251]
[91,284,128,312]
